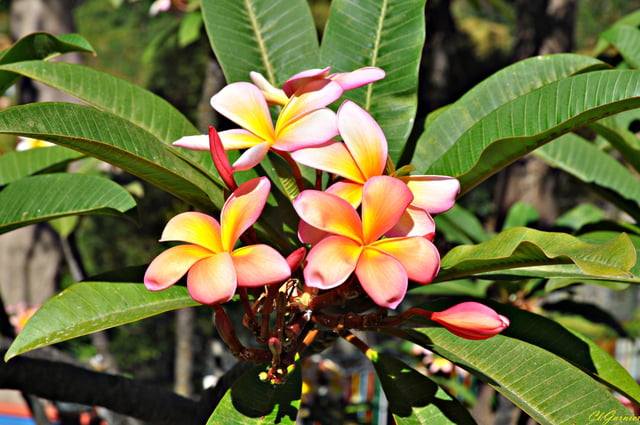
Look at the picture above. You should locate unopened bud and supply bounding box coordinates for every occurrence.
[430,302,509,340]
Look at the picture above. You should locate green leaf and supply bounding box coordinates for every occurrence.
[178,11,204,47]
[437,227,636,282]
[201,0,319,85]
[427,69,640,194]
[208,363,301,424]
[599,25,640,68]
[502,202,539,229]
[593,9,640,56]
[0,61,200,145]
[590,110,640,174]
[0,102,223,211]
[371,353,438,416]
[534,132,640,222]
[0,32,94,93]
[320,0,426,163]
[394,386,478,425]
[5,282,199,360]
[434,205,489,244]
[0,173,135,234]
[398,327,637,425]
[554,204,606,231]
[0,146,84,186]
[413,54,606,173]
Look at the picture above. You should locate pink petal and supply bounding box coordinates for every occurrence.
[337,101,387,179]
[330,67,386,90]
[186,252,237,305]
[221,177,270,250]
[361,176,413,244]
[356,247,407,309]
[304,236,361,289]
[210,82,274,141]
[249,71,288,105]
[293,190,363,241]
[173,134,209,151]
[298,219,330,245]
[282,67,331,97]
[372,237,440,284]
[144,245,212,291]
[430,302,510,340]
[291,142,365,182]
[401,175,460,214]
[386,205,435,239]
[230,142,271,171]
[219,129,265,150]
[274,108,338,151]
[160,212,222,253]
[326,181,364,208]
[231,244,291,287]
[278,79,343,125]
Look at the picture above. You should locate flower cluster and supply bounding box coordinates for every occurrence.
[144,66,508,377]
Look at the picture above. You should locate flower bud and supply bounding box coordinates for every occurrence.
[286,247,307,272]
[430,302,509,340]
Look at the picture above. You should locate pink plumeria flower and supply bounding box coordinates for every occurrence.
[250,66,386,106]
[429,302,510,340]
[174,79,342,172]
[293,175,440,309]
[292,100,460,239]
[144,177,291,305]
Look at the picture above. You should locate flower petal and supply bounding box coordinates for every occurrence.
[172,134,209,151]
[356,247,407,309]
[232,244,291,287]
[144,245,212,291]
[230,142,271,171]
[160,212,222,253]
[338,101,387,179]
[282,67,332,97]
[361,176,413,243]
[294,190,363,241]
[278,79,343,125]
[221,177,270,250]
[330,67,385,90]
[291,142,365,182]
[250,71,288,105]
[326,181,364,208]
[401,175,460,214]
[186,252,237,305]
[298,219,330,245]
[386,205,435,239]
[372,236,440,284]
[274,108,338,151]
[304,236,361,289]
[219,129,265,150]
[210,82,274,141]
[430,302,510,340]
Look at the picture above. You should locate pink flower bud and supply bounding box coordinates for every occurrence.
[430,302,509,340]
[209,126,237,191]
[286,247,307,272]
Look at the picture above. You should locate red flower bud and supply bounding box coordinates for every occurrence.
[430,302,509,340]
[286,247,307,272]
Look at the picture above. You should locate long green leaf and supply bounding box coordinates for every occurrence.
[593,9,640,56]
[0,102,223,211]
[0,145,84,186]
[320,0,426,163]
[394,386,477,425]
[437,227,636,282]
[412,54,606,172]
[599,25,640,68]
[0,32,94,93]
[0,173,135,234]
[590,110,640,173]
[208,364,300,424]
[201,0,319,85]
[398,328,637,425]
[5,282,199,360]
[534,132,640,222]
[426,69,640,193]
[0,61,200,145]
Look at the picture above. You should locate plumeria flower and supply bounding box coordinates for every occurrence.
[250,66,386,106]
[144,177,291,305]
[429,302,510,340]
[292,100,460,239]
[174,79,342,172]
[15,136,54,151]
[293,175,440,309]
